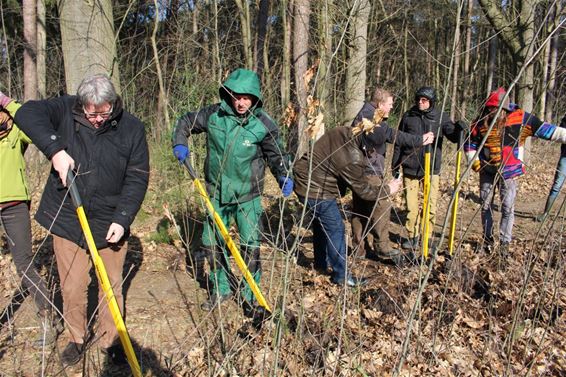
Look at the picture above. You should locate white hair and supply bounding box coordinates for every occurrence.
[77,74,117,106]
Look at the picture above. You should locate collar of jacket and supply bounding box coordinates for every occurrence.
[409,105,437,120]
[72,96,124,132]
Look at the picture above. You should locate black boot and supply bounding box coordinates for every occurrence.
[201,293,231,311]
[401,236,419,250]
[61,342,84,366]
[536,196,555,222]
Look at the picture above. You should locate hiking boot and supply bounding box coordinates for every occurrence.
[535,212,548,222]
[376,249,417,267]
[482,236,495,254]
[332,274,367,287]
[499,242,510,258]
[401,236,419,250]
[201,293,231,311]
[61,342,84,366]
[33,310,62,348]
[242,303,271,329]
[104,343,128,366]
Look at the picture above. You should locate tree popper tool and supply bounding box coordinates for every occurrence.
[448,128,464,255]
[182,160,272,313]
[66,171,141,377]
[422,126,432,258]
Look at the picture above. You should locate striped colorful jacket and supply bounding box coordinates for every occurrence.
[465,109,565,179]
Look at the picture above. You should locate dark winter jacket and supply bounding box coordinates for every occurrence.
[351,102,423,176]
[172,69,289,205]
[293,127,389,201]
[15,95,150,248]
[391,106,458,177]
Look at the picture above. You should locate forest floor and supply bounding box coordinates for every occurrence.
[0,140,564,376]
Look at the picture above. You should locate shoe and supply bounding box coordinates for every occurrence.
[314,264,332,275]
[376,250,417,267]
[499,242,510,258]
[535,212,548,222]
[401,236,419,250]
[332,274,367,287]
[61,342,84,366]
[33,311,62,348]
[104,343,128,366]
[482,236,495,254]
[201,293,231,310]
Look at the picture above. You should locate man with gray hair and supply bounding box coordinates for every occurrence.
[15,74,149,366]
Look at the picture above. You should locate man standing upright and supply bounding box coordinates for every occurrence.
[392,87,467,250]
[350,87,433,265]
[466,88,566,254]
[172,68,292,315]
[15,74,150,366]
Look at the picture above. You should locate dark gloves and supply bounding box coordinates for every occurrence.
[173,144,189,163]
[278,176,294,197]
[455,120,469,133]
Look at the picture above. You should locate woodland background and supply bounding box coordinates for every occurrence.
[0,0,565,376]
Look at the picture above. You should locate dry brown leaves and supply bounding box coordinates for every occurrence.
[352,108,386,136]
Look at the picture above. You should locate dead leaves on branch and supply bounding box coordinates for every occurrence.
[352,108,386,136]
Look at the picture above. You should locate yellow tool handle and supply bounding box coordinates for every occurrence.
[422,152,431,259]
[67,172,141,377]
[448,129,465,255]
[448,149,462,255]
[184,161,272,313]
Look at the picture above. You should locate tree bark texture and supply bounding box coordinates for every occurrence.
[36,0,46,99]
[292,0,310,158]
[23,0,38,101]
[478,0,538,111]
[344,0,371,125]
[58,0,120,94]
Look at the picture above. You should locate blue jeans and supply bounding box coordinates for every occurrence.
[548,156,566,201]
[299,196,347,282]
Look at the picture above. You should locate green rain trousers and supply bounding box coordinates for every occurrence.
[202,195,263,303]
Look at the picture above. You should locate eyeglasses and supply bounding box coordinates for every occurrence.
[83,105,113,119]
[417,97,430,103]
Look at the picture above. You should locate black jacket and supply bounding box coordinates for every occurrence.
[351,102,423,176]
[15,95,150,248]
[391,106,458,177]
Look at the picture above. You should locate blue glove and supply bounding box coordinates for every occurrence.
[173,144,189,163]
[278,176,294,197]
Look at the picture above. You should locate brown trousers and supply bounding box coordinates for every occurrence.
[351,177,393,255]
[53,235,127,348]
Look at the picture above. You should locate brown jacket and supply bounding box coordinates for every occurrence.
[294,127,390,201]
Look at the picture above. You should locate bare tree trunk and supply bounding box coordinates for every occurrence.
[344,0,371,125]
[292,0,310,158]
[36,0,46,98]
[151,0,169,139]
[404,18,411,108]
[461,0,473,119]
[23,0,38,101]
[486,35,497,95]
[316,0,333,115]
[545,1,560,122]
[234,0,253,69]
[255,0,269,76]
[478,0,537,111]
[58,0,120,94]
[281,0,292,108]
[450,8,462,120]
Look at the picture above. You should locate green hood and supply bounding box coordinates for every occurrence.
[219,68,263,109]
